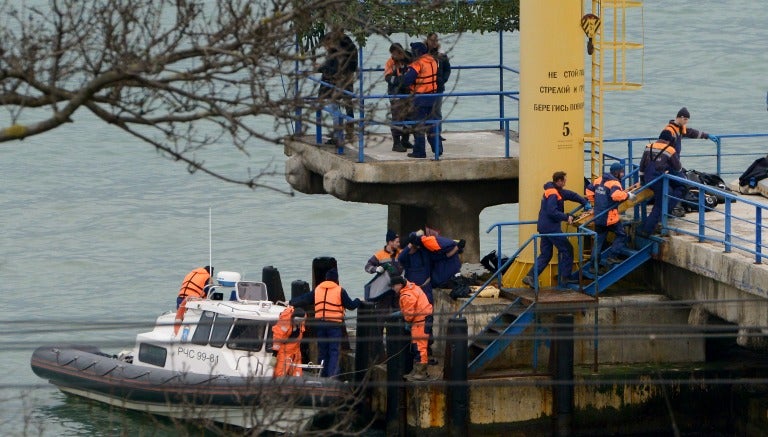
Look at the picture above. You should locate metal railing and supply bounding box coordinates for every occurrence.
[300,65,521,162]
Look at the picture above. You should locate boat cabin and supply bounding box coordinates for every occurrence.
[129,272,287,377]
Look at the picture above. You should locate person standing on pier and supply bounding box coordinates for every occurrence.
[389,275,433,381]
[289,268,360,378]
[426,32,451,141]
[384,43,413,152]
[522,171,591,289]
[638,132,685,236]
[660,107,718,156]
[398,42,439,159]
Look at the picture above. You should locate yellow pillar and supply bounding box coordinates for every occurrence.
[504,0,585,288]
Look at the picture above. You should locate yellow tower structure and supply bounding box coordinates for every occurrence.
[507,0,586,288]
[503,0,644,288]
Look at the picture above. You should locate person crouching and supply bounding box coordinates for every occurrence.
[272,306,306,377]
[390,275,433,381]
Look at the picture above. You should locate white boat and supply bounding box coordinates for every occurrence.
[31,271,351,433]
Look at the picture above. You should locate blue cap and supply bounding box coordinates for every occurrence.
[609,162,623,174]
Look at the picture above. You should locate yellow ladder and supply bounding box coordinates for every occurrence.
[583,0,644,182]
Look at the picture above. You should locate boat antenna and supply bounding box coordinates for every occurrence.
[208,207,213,275]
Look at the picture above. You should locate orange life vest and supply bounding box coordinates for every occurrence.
[314,280,345,323]
[409,54,438,94]
[178,267,210,299]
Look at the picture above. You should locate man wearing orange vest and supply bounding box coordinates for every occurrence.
[289,268,360,378]
[398,42,439,159]
[389,275,433,381]
[176,266,213,309]
[271,306,306,377]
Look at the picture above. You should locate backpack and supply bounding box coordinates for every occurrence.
[684,169,732,204]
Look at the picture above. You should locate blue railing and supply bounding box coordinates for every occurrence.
[456,213,593,318]
[653,173,768,264]
[300,62,521,162]
[604,134,768,180]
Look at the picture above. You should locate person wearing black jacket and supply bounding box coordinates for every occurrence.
[315,30,357,146]
[384,43,413,152]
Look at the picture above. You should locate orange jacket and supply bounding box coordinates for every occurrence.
[398,281,433,324]
[177,267,210,299]
[314,280,345,323]
[409,54,438,94]
[272,306,305,377]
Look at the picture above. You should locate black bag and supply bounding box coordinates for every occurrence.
[448,276,472,300]
[480,250,510,274]
[739,157,768,187]
[681,189,718,212]
[684,169,731,204]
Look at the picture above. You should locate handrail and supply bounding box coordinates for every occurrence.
[659,174,768,264]
[456,217,593,318]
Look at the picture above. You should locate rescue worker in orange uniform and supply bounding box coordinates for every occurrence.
[289,268,360,377]
[176,266,213,309]
[271,306,306,377]
[389,275,433,381]
[397,42,439,159]
[586,163,636,266]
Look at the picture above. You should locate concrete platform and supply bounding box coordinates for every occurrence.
[644,192,768,350]
[284,130,520,262]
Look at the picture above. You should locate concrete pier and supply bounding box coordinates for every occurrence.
[284,131,518,262]
[640,198,768,351]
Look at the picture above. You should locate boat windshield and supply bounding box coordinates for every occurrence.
[227,319,269,352]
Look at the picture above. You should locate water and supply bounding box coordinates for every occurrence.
[3,1,768,434]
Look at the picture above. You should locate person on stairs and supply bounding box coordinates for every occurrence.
[522,171,591,289]
[587,162,636,267]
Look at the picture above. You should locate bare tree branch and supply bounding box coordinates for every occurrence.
[0,0,518,192]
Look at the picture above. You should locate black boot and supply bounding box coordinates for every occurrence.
[392,140,407,152]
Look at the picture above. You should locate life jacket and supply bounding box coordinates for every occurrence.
[409,54,438,94]
[178,267,210,299]
[398,282,433,324]
[314,280,345,323]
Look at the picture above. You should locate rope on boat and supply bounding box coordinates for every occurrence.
[100,365,121,376]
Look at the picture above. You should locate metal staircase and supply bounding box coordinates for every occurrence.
[467,297,535,377]
[568,241,655,296]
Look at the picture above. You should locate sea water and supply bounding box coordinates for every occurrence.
[2,0,768,434]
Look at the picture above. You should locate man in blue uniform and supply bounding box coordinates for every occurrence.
[522,171,591,288]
